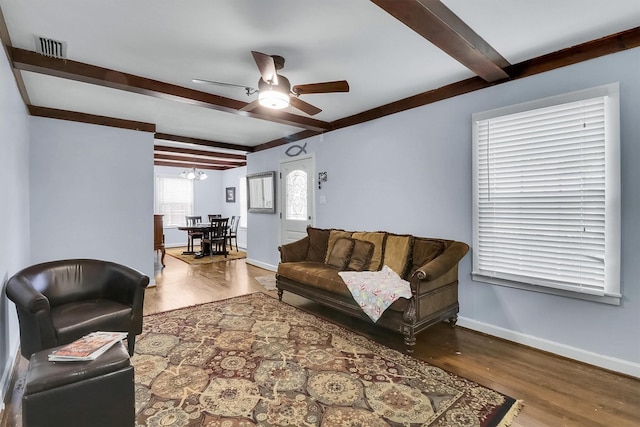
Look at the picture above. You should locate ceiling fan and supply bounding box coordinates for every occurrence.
[193,51,349,116]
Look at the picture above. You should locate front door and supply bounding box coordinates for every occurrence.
[280,156,314,244]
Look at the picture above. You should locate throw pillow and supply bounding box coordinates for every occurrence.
[383,234,414,279]
[325,229,353,263]
[410,238,447,275]
[326,237,355,269]
[351,231,387,271]
[306,227,330,262]
[347,239,375,271]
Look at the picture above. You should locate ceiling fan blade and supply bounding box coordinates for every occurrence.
[239,99,261,112]
[251,51,278,85]
[290,97,322,116]
[192,79,256,92]
[292,80,349,95]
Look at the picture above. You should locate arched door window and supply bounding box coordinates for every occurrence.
[286,170,307,220]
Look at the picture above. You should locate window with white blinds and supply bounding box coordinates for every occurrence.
[155,175,194,227]
[472,83,620,304]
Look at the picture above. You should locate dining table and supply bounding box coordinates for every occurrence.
[177,219,229,258]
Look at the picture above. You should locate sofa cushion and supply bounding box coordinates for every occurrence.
[325,229,353,263]
[348,239,375,271]
[277,262,409,313]
[306,227,330,262]
[326,238,355,269]
[278,262,352,298]
[383,234,414,278]
[409,238,447,275]
[51,300,132,345]
[351,232,387,271]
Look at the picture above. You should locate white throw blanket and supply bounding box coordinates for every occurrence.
[338,265,412,322]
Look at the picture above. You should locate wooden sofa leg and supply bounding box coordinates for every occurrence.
[403,330,416,354]
[277,289,283,301]
[449,314,458,327]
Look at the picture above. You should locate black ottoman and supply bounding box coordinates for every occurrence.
[22,341,135,427]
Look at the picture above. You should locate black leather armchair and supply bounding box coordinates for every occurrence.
[5,259,149,359]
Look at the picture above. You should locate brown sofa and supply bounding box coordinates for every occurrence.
[276,227,469,352]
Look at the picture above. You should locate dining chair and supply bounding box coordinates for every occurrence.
[227,215,240,252]
[202,217,228,258]
[208,214,222,221]
[185,215,203,252]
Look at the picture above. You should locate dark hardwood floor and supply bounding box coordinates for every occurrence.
[2,253,639,426]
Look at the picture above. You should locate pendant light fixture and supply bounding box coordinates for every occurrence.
[180,167,208,181]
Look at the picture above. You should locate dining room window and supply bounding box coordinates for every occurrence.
[472,83,621,304]
[155,175,194,227]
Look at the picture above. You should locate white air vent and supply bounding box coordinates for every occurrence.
[34,36,67,59]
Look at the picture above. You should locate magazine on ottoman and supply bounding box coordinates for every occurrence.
[48,331,128,362]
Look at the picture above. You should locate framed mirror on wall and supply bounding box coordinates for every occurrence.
[247,171,276,213]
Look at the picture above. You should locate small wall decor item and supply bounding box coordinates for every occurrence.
[318,171,327,189]
[226,187,236,203]
[285,142,307,157]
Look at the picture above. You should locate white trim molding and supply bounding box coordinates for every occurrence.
[245,258,277,272]
[457,316,639,378]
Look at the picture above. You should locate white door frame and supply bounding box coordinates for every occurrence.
[279,154,315,245]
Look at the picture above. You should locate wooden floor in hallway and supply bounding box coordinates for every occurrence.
[2,253,639,426]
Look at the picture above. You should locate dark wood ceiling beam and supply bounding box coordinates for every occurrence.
[29,105,155,132]
[332,76,488,131]
[253,130,322,152]
[371,0,510,82]
[10,47,331,132]
[154,160,230,170]
[254,26,640,152]
[154,153,246,167]
[506,25,640,79]
[154,145,246,160]
[155,132,252,153]
[0,6,30,106]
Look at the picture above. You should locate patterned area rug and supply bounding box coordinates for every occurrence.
[254,275,277,291]
[132,293,522,426]
[166,246,246,265]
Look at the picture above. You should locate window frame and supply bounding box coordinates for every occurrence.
[154,174,195,227]
[239,175,247,228]
[471,83,621,305]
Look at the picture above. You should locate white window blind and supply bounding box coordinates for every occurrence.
[472,83,620,302]
[155,175,194,227]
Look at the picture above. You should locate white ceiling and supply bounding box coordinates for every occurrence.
[2,0,639,153]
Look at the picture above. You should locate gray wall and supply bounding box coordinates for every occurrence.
[221,165,247,249]
[247,47,640,376]
[29,118,155,280]
[0,41,31,403]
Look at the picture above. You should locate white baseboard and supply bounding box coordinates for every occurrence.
[0,344,19,415]
[245,258,277,272]
[457,316,640,378]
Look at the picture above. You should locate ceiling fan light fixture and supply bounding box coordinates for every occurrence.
[258,87,290,109]
[258,75,291,110]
